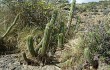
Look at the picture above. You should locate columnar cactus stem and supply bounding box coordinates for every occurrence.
[2,14,20,39]
[66,0,76,35]
[74,16,81,33]
[27,35,36,57]
[38,10,58,56]
[60,22,65,34]
[58,33,64,49]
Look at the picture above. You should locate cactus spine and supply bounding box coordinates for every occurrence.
[38,10,58,56]
[27,35,36,57]
[66,0,76,35]
[58,33,64,48]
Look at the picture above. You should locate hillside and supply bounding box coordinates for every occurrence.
[0,0,110,70]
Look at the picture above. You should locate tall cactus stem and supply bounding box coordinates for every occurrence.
[2,13,20,39]
[66,0,76,35]
[60,22,65,34]
[38,10,58,56]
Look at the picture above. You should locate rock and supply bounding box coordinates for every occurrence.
[42,65,61,70]
[0,54,62,70]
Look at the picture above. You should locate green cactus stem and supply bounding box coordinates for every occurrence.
[60,22,65,34]
[74,16,81,33]
[58,33,64,49]
[2,14,20,39]
[27,35,36,57]
[66,0,76,35]
[22,52,28,62]
[35,38,44,52]
[38,10,58,56]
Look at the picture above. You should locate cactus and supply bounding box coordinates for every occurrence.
[84,47,93,64]
[38,10,58,56]
[35,37,44,53]
[22,52,28,62]
[27,35,36,57]
[0,13,20,53]
[74,16,81,33]
[59,22,65,34]
[57,22,65,49]
[2,13,20,39]
[66,0,76,35]
[58,33,64,49]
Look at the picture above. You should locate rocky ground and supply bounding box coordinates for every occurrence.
[0,51,110,70]
[0,54,61,70]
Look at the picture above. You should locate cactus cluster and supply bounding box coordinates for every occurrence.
[23,0,77,63]
[23,10,58,64]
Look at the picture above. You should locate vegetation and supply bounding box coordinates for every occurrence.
[0,0,110,70]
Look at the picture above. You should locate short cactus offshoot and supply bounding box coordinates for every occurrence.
[58,33,64,49]
[27,35,36,57]
[23,10,58,65]
[58,22,65,49]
